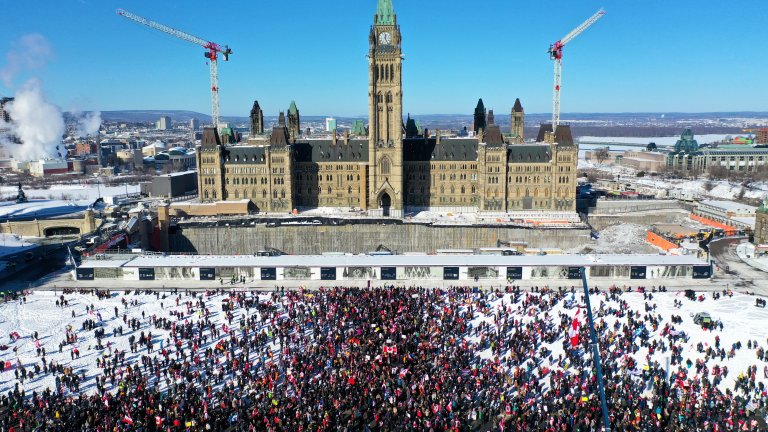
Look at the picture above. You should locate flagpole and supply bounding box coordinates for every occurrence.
[581,267,611,431]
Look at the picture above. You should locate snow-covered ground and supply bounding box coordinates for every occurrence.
[578,160,768,202]
[0,199,91,219]
[0,183,141,202]
[569,223,656,254]
[0,234,36,258]
[1,288,766,404]
[633,177,768,201]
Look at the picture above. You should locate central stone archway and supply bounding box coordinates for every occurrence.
[379,192,392,217]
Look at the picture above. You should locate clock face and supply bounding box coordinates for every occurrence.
[379,32,392,45]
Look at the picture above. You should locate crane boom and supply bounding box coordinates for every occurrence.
[548,10,605,134]
[116,9,232,128]
[117,9,209,49]
[560,10,605,48]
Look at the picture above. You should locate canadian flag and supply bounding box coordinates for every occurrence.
[122,415,133,425]
[383,346,398,355]
[569,308,581,348]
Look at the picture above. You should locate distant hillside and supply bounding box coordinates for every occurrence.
[98,110,213,123]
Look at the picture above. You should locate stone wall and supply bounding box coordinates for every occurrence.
[0,211,98,237]
[170,223,592,255]
[590,200,693,215]
[588,200,693,231]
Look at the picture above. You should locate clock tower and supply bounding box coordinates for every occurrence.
[368,0,403,217]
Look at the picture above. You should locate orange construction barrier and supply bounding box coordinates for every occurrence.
[689,213,738,236]
[646,231,679,252]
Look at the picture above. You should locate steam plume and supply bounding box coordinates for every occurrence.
[75,111,102,137]
[6,79,65,161]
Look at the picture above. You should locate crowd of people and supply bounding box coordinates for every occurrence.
[0,285,766,431]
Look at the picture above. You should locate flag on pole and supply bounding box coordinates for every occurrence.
[569,307,581,348]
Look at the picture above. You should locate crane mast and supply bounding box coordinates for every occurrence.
[117,9,232,129]
[548,9,605,134]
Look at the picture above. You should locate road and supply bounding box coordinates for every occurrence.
[709,236,768,295]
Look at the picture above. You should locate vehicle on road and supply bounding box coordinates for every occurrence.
[693,312,713,328]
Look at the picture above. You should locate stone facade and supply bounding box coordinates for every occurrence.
[755,198,768,246]
[196,0,577,215]
[668,129,768,175]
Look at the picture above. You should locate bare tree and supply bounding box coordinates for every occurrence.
[595,147,611,165]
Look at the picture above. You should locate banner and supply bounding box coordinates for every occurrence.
[260,267,277,281]
[320,267,337,281]
[381,267,397,280]
[199,268,216,281]
[443,267,460,280]
[630,266,647,280]
[138,268,155,281]
[76,268,95,281]
[506,267,523,280]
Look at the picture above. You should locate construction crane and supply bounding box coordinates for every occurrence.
[116,9,232,129]
[548,9,605,134]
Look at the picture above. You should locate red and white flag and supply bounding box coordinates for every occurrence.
[383,345,398,356]
[122,415,133,425]
[569,308,581,348]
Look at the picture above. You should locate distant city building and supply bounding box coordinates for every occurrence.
[0,97,13,124]
[250,100,264,136]
[157,116,171,131]
[325,117,337,132]
[74,140,98,156]
[758,128,768,145]
[668,129,768,174]
[29,159,69,177]
[116,149,144,170]
[196,0,577,215]
[618,150,667,172]
[190,118,200,131]
[141,170,198,198]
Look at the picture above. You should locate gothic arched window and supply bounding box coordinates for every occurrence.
[380,157,390,175]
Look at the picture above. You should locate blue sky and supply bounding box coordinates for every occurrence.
[0,0,765,117]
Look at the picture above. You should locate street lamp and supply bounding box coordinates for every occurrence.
[580,267,611,431]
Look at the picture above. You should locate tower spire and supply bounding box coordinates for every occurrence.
[376,0,395,25]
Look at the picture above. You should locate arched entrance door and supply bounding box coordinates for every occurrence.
[379,192,392,217]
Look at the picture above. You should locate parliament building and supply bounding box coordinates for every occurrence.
[197,0,577,217]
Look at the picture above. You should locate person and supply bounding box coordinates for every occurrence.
[1,285,766,432]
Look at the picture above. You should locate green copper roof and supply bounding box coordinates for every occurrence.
[288,101,298,115]
[672,128,699,154]
[351,120,366,135]
[759,196,768,214]
[376,0,395,25]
